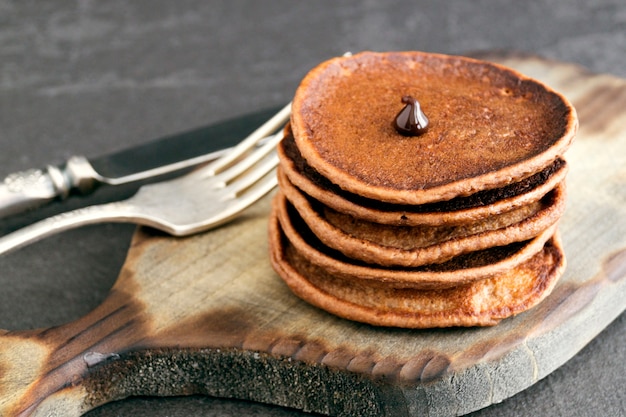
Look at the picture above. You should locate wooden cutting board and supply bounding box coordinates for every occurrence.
[1,54,625,417]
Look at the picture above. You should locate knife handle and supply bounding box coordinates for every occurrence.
[0,156,99,219]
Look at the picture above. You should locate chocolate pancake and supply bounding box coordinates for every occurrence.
[269,201,565,328]
[281,175,566,267]
[271,192,558,290]
[278,130,569,226]
[290,51,577,205]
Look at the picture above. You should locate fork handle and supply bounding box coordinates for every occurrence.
[0,201,133,256]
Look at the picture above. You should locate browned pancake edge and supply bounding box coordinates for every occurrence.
[278,132,569,226]
[290,51,577,205]
[272,192,558,290]
[281,178,566,267]
[268,200,565,328]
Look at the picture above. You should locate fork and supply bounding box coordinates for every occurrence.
[0,103,291,256]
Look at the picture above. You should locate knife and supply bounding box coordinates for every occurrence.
[0,106,284,219]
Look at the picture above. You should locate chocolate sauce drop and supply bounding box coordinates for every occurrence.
[393,95,429,136]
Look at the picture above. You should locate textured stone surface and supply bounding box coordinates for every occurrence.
[0,1,624,416]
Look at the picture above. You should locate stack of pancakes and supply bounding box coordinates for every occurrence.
[269,51,578,328]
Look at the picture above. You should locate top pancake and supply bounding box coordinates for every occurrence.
[291,51,578,204]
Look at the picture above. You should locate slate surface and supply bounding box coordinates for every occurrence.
[0,1,624,416]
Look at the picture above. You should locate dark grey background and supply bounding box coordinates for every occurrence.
[1,1,624,416]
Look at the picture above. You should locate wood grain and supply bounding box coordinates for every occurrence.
[0,55,625,417]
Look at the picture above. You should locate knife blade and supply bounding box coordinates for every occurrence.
[0,106,284,219]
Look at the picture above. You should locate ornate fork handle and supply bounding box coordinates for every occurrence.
[0,156,100,218]
[0,201,134,255]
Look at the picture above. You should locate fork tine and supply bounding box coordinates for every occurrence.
[235,167,278,207]
[206,102,291,176]
[209,130,283,186]
[190,166,278,233]
[226,151,279,198]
